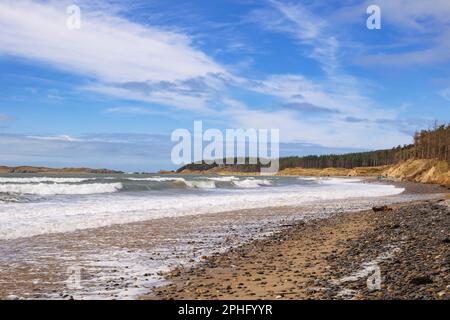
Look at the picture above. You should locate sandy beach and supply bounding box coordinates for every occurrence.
[149,182,449,300]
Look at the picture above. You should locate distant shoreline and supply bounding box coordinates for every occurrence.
[175,159,450,186]
[0,165,123,174]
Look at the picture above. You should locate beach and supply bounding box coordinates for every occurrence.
[150,192,449,300]
[0,173,447,300]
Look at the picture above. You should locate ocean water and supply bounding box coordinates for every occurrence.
[0,173,405,240]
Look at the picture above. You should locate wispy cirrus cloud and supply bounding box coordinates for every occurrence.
[354,29,450,67]
[27,135,83,142]
[86,73,231,113]
[241,2,396,124]
[340,0,450,67]
[281,102,341,115]
[246,74,390,119]
[104,106,157,115]
[246,0,339,71]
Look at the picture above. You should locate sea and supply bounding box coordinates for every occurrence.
[0,173,404,240]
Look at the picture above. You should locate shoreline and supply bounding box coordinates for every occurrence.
[147,184,449,300]
[0,178,447,299]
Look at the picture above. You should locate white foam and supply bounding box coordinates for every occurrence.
[129,176,271,189]
[206,176,239,182]
[319,177,362,184]
[0,182,123,195]
[127,177,186,182]
[185,180,216,189]
[232,179,272,188]
[298,177,318,181]
[0,177,93,183]
[0,178,405,240]
[0,194,22,202]
[129,177,220,189]
[129,177,217,188]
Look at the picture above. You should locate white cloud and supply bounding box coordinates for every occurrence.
[216,71,410,149]
[340,0,450,66]
[26,133,143,144]
[439,88,450,101]
[86,82,214,113]
[0,1,224,83]
[27,135,83,142]
[371,0,450,32]
[224,104,411,149]
[104,106,158,115]
[354,30,450,66]
[247,74,394,120]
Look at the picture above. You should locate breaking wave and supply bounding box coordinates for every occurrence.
[232,179,272,188]
[206,176,239,182]
[0,177,94,183]
[184,180,216,189]
[0,183,123,195]
[127,177,186,182]
[127,176,270,189]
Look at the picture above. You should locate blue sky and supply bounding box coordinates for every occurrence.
[0,0,449,171]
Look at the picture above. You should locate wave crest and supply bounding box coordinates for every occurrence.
[0,177,93,183]
[184,180,216,189]
[0,183,123,195]
[128,177,186,182]
[232,179,271,188]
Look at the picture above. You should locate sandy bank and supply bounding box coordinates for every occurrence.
[383,159,450,185]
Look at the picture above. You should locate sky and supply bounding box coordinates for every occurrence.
[0,0,449,172]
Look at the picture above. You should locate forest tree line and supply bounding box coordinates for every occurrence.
[177,123,450,172]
